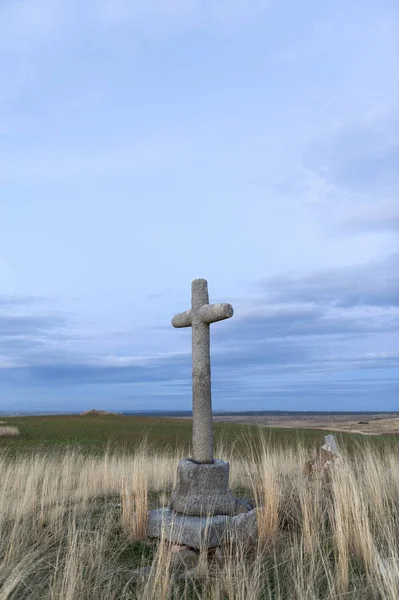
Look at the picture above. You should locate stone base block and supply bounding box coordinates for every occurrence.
[169,458,237,516]
[147,508,229,549]
[147,507,260,550]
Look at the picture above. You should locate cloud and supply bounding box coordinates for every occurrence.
[0,296,70,368]
[225,306,398,341]
[303,112,399,196]
[1,256,397,393]
[294,112,399,239]
[334,198,399,234]
[0,315,66,336]
[258,254,399,308]
[247,112,399,239]
[2,333,397,391]
[0,295,47,307]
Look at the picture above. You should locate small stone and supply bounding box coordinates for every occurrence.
[324,434,339,454]
[305,434,343,477]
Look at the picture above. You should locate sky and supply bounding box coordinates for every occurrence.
[0,0,398,413]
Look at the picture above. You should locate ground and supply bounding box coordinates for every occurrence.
[212,412,399,435]
[1,414,399,598]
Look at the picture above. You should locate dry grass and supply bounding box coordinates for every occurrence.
[0,426,20,437]
[0,437,398,598]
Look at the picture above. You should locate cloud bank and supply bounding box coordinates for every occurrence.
[1,255,397,411]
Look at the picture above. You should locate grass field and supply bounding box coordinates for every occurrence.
[0,414,397,457]
[0,415,398,599]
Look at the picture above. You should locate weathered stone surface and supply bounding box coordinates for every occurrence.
[169,458,236,516]
[229,508,259,546]
[171,279,234,464]
[147,508,230,549]
[171,549,199,570]
[147,506,260,549]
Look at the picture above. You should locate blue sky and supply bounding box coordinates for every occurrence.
[0,0,398,413]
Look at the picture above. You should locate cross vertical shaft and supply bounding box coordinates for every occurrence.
[191,279,213,463]
[171,278,234,464]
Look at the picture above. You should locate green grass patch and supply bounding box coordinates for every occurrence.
[0,414,397,458]
[116,539,155,568]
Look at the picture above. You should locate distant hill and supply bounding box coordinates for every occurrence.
[80,409,119,416]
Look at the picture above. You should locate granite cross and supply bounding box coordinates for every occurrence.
[171,279,234,464]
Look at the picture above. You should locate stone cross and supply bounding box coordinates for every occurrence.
[172,279,233,464]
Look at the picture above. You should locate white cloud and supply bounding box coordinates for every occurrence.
[91,349,191,367]
[299,169,336,205]
[304,111,399,194]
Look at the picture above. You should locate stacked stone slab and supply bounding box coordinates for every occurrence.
[147,506,259,550]
[169,459,237,516]
[146,279,258,550]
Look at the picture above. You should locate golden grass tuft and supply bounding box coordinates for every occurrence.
[0,426,20,437]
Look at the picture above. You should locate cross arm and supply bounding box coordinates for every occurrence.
[171,309,193,328]
[199,303,234,324]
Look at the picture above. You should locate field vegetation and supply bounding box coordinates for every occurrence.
[0,415,398,598]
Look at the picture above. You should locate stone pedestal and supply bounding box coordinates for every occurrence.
[169,458,237,517]
[145,457,259,551]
